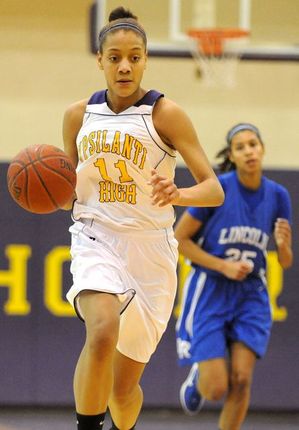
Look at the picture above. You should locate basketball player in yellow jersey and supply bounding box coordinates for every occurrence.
[62,6,224,430]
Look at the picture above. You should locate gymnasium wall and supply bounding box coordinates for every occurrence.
[1,0,299,168]
[0,165,298,410]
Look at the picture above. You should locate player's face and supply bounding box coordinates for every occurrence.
[229,130,264,173]
[97,30,147,100]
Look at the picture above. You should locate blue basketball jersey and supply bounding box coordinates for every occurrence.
[188,171,292,280]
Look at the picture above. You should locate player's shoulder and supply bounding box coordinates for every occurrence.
[263,176,290,199]
[263,175,289,192]
[63,98,89,128]
[64,98,88,118]
[153,96,193,133]
[155,96,184,116]
[217,171,236,189]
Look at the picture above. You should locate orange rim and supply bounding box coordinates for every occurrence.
[187,28,250,56]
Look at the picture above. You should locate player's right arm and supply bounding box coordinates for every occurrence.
[63,99,88,166]
[61,99,88,210]
[175,211,253,281]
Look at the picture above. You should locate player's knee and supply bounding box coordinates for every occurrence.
[112,383,135,402]
[86,318,119,357]
[230,370,252,396]
[112,382,141,406]
[200,380,227,401]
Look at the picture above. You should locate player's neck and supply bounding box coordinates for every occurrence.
[237,171,262,190]
[106,88,146,113]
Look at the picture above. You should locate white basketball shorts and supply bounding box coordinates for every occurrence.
[66,218,178,363]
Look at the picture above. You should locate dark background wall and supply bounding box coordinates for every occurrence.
[0,164,298,410]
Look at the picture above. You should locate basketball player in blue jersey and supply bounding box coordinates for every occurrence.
[175,123,293,430]
[62,6,224,430]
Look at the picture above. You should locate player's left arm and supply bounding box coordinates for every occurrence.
[274,186,293,269]
[151,97,224,208]
[274,218,293,269]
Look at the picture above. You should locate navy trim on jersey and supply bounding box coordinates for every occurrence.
[135,90,164,106]
[88,89,164,107]
[86,89,175,157]
[88,90,106,105]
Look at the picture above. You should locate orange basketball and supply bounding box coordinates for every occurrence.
[7,144,77,214]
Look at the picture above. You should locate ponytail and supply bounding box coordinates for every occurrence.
[215,146,235,173]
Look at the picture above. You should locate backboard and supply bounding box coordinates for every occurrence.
[92,0,299,61]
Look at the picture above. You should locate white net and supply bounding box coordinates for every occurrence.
[188,30,249,88]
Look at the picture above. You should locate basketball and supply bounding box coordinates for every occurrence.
[7,144,77,214]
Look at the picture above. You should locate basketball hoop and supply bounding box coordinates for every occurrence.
[187,28,250,88]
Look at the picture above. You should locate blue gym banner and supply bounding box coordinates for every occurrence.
[0,163,298,409]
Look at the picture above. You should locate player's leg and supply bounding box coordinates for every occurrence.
[199,357,228,401]
[108,351,146,429]
[179,357,228,416]
[218,280,272,429]
[178,271,229,415]
[106,228,177,428]
[74,291,122,426]
[218,342,256,430]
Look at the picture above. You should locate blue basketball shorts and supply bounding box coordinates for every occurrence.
[176,268,272,366]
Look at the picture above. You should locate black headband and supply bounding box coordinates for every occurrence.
[99,22,147,45]
[226,123,262,145]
